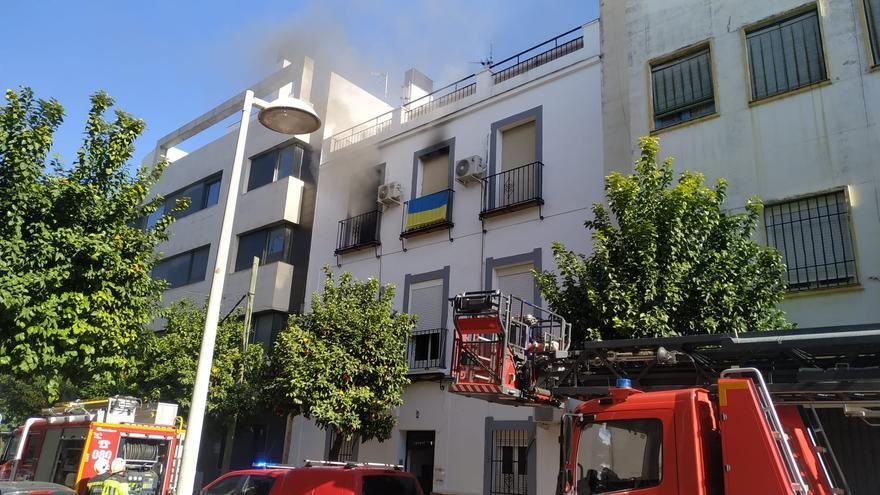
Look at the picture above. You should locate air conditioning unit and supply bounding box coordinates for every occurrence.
[377,181,403,206]
[455,155,486,185]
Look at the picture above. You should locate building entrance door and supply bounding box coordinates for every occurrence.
[405,430,435,494]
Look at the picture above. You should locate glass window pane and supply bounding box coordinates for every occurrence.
[248,152,277,191]
[205,475,244,495]
[204,178,221,208]
[651,48,714,129]
[867,0,880,64]
[362,475,419,495]
[277,145,303,179]
[154,253,190,289]
[265,226,289,264]
[176,183,204,218]
[576,419,663,494]
[241,476,274,495]
[188,246,209,284]
[236,230,267,271]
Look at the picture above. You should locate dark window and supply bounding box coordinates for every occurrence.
[651,47,715,129]
[248,143,306,191]
[764,190,858,292]
[235,225,294,271]
[205,177,221,208]
[866,0,880,65]
[142,173,222,227]
[576,419,663,494]
[746,9,827,101]
[152,245,210,289]
[362,475,420,495]
[251,312,287,348]
[204,475,244,495]
[240,476,274,495]
[489,429,529,495]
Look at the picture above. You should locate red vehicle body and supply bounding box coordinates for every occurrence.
[449,290,880,495]
[0,398,184,495]
[201,462,424,495]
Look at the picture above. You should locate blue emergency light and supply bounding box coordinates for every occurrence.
[615,378,632,388]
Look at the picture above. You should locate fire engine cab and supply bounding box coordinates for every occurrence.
[450,290,880,495]
[0,397,185,495]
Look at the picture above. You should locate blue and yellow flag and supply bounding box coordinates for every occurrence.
[406,190,449,231]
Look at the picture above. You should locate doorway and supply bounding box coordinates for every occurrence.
[405,431,435,494]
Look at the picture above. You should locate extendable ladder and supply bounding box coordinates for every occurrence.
[803,406,850,495]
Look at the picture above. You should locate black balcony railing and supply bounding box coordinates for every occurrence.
[401,189,454,238]
[491,27,584,84]
[407,328,447,373]
[330,110,394,152]
[402,75,477,123]
[481,162,544,218]
[335,210,381,254]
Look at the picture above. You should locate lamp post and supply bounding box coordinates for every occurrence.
[174,90,321,495]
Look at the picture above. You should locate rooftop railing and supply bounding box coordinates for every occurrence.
[491,27,584,84]
[330,110,394,152]
[402,74,477,123]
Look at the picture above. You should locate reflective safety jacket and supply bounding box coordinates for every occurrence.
[87,473,130,495]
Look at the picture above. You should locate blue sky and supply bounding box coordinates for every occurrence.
[1,0,598,166]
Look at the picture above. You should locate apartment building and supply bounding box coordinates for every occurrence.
[285,21,602,495]
[601,0,880,329]
[145,58,391,486]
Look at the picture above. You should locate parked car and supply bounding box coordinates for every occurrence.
[0,481,75,495]
[201,461,423,495]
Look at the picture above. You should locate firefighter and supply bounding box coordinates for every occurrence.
[87,458,129,495]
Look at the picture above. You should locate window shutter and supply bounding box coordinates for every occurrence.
[409,282,444,331]
[420,151,449,196]
[652,49,713,119]
[497,269,536,304]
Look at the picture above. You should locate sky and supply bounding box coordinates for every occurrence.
[0,0,598,166]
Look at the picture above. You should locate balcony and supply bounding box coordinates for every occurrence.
[480,162,544,219]
[402,75,477,124]
[491,27,585,84]
[335,210,381,255]
[400,189,454,239]
[407,328,447,376]
[330,111,394,152]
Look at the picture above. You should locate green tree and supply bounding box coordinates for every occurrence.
[136,300,266,421]
[0,88,174,401]
[266,267,415,460]
[537,136,790,343]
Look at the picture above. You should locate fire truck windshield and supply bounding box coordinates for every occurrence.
[0,432,20,463]
[575,419,662,494]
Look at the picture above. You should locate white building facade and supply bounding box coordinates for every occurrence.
[601,0,880,329]
[144,58,392,486]
[286,21,602,495]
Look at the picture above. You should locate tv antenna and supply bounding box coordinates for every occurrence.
[470,42,494,68]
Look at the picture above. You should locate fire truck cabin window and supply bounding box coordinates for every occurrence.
[576,419,662,494]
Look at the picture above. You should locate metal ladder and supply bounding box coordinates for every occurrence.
[803,406,850,495]
[721,368,809,495]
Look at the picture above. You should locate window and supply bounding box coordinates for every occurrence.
[746,8,827,101]
[489,429,529,495]
[141,174,221,229]
[362,475,420,495]
[419,148,449,196]
[251,312,287,348]
[651,47,715,129]
[576,419,663,494]
[240,476,275,495]
[248,143,305,191]
[235,225,294,271]
[204,475,244,495]
[500,120,536,171]
[326,429,358,462]
[152,245,210,289]
[407,279,445,369]
[866,0,880,65]
[764,190,857,291]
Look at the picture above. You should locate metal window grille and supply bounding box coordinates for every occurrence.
[327,430,358,462]
[764,190,857,292]
[482,162,543,214]
[746,9,827,100]
[866,0,880,65]
[651,47,715,129]
[407,328,447,371]
[336,210,381,253]
[489,429,530,495]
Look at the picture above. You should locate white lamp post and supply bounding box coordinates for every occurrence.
[175,90,320,495]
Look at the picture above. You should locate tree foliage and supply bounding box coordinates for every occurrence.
[537,136,790,343]
[136,300,266,421]
[0,88,174,400]
[266,267,415,457]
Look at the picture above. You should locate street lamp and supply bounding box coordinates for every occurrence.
[175,90,320,495]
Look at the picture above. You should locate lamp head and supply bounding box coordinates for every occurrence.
[258,96,321,135]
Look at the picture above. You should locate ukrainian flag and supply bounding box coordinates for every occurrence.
[406,190,449,231]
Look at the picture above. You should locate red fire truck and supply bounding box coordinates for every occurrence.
[0,397,185,495]
[449,290,880,495]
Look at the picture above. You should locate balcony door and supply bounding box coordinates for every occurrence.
[497,120,537,208]
[408,279,444,369]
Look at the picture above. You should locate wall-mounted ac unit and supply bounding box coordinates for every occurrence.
[455,155,486,186]
[377,181,403,206]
